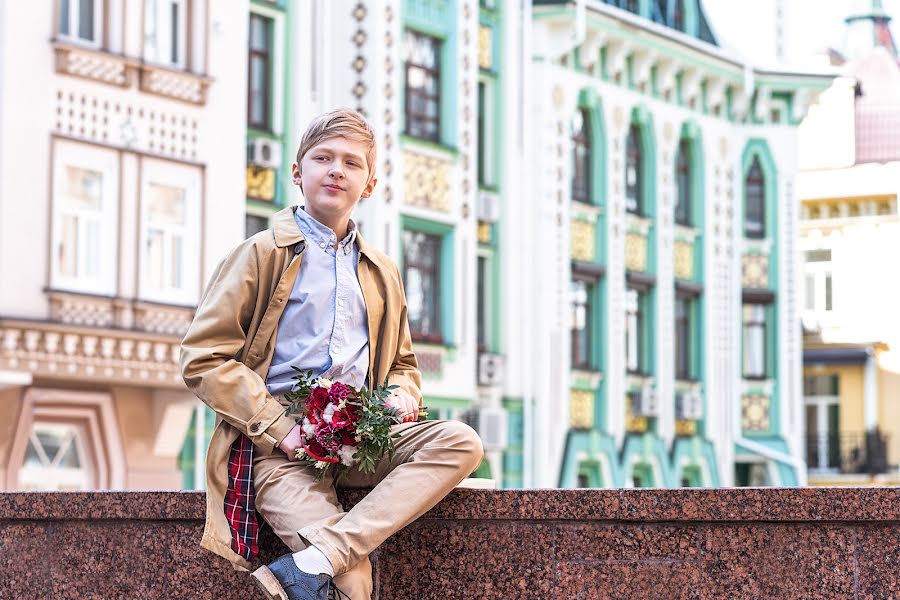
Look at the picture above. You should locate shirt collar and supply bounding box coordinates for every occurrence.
[295,206,358,253]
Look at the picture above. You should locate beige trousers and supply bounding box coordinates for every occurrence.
[252,419,484,600]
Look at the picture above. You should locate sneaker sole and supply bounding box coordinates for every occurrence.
[250,565,288,600]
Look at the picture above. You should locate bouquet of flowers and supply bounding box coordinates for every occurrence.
[283,369,426,479]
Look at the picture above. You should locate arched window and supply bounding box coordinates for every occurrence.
[571,109,591,204]
[625,124,643,215]
[673,0,685,31]
[675,138,692,226]
[744,157,765,238]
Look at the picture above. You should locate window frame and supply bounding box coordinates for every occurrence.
[138,159,201,305]
[803,248,834,315]
[402,228,446,344]
[143,0,189,70]
[742,302,769,379]
[571,108,592,204]
[570,276,595,370]
[625,123,644,216]
[247,12,274,131]
[625,286,646,375]
[477,76,497,188]
[50,140,119,296]
[476,250,494,353]
[744,157,766,239]
[675,137,692,226]
[58,0,103,46]
[674,286,701,382]
[404,29,443,143]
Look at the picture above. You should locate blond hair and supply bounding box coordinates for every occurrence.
[296,108,377,182]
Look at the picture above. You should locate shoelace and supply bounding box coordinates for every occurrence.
[327,582,351,600]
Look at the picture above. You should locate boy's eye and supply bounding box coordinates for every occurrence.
[347,161,359,167]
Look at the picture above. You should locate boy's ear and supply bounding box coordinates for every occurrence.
[291,162,302,187]
[361,176,378,199]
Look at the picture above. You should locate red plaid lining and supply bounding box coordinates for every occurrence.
[225,433,258,561]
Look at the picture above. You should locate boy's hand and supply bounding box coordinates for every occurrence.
[385,392,419,423]
[277,424,304,459]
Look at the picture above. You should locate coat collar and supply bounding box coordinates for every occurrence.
[272,205,389,270]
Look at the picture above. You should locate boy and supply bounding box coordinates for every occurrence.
[181,109,483,600]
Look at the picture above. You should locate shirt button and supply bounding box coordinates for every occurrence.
[338,299,344,307]
[320,242,326,248]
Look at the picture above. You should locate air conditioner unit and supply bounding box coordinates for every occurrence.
[463,406,508,450]
[675,390,703,421]
[248,138,282,169]
[632,383,660,418]
[476,191,501,223]
[477,352,505,387]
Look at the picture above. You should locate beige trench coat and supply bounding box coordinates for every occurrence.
[180,205,422,571]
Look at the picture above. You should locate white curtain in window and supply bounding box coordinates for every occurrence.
[144,0,187,68]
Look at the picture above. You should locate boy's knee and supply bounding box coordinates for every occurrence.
[439,420,484,466]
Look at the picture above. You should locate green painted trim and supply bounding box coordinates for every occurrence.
[400,2,459,146]
[679,119,705,389]
[734,437,798,485]
[671,436,720,486]
[620,432,673,486]
[399,135,459,158]
[558,429,620,487]
[424,395,473,409]
[472,458,492,478]
[741,139,780,435]
[400,215,457,346]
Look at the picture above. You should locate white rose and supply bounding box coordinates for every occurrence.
[301,418,316,437]
[322,403,336,425]
[316,377,333,390]
[338,445,357,467]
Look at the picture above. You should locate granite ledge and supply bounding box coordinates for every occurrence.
[2,487,899,522]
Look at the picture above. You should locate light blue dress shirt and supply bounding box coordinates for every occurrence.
[265,207,370,396]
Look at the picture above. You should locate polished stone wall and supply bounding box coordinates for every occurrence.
[1,488,898,598]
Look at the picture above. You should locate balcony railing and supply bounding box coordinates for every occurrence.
[806,430,891,475]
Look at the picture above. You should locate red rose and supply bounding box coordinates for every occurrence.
[307,386,329,412]
[303,438,338,463]
[331,408,356,429]
[339,428,359,447]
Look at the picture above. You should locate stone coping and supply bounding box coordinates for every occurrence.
[2,486,898,522]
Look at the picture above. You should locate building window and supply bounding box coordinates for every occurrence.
[744,157,765,239]
[623,0,640,14]
[476,253,492,351]
[673,0,685,31]
[675,138,692,226]
[51,141,118,295]
[248,13,273,131]
[674,295,691,380]
[742,303,768,378]
[403,230,443,342]
[140,161,201,304]
[626,286,648,374]
[570,278,595,370]
[19,422,92,491]
[571,109,592,204]
[58,0,101,44]
[625,124,643,215]
[144,0,188,68]
[404,30,442,142]
[803,249,833,314]
[477,79,496,187]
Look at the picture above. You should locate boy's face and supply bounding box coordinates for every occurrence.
[292,136,377,225]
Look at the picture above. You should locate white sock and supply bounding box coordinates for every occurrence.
[292,545,335,577]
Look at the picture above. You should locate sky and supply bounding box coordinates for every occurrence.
[703,0,900,68]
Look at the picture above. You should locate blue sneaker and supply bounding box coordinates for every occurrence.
[251,554,348,600]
